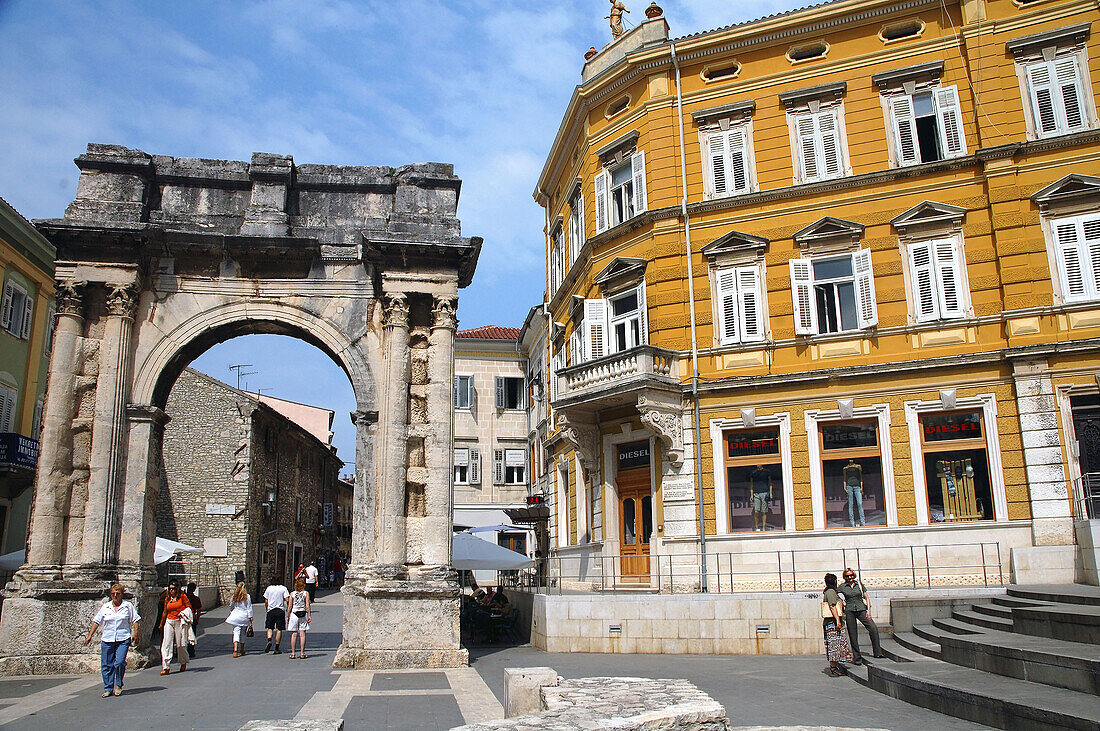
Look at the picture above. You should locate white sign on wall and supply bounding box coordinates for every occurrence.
[205,504,237,516]
[662,479,694,502]
[204,538,229,557]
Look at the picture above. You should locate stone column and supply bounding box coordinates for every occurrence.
[80,284,138,569]
[379,292,410,569]
[117,406,169,573]
[23,281,86,576]
[349,408,379,568]
[422,296,457,568]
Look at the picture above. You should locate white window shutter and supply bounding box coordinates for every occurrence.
[819,111,842,177]
[577,194,585,250]
[1083,217,1100,297]
[890,94,919,165]
[584,299,607,360]
[909,242,938,321]
[935,238,966,318]
[494,376,505,409]
[493,449,504,485]
[853,249,878,329]
[20,294,32,340]
[789,259,817,335]
[707,131,728,196]
[636,282,648,345]
[1,282,12,331]
[453,376,460,407]
[728,127,749,193]
[630,150,647,213]
[1055,221,1087,300]
[0,388,15,432]
[1028,62,1059,135]
[737,266,764,342]
[934,86,966,156]
[1055,56,1085,130]
[796,115,819,181]
[715,269,739,344]
[594,171,609,233]
[470,449,481,485]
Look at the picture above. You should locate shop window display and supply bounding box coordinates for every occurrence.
[820,421,887,528]
[725,428,786,532]
[919,411,993,522]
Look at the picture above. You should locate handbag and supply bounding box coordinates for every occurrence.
[295,610,307,618]
[246,625,254,637]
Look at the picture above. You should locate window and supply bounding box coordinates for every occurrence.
[568,190,585,264]
[44,305,55,356]
[550,227,565,292]
[595,151,646,232]
[498,532,527,554]
[1051,213,1100,303]
[906,237,968,321]
[295,499,302,524]
[494,376,525,410]
[32,398,42,437]
[714,266,764,345]
[606,95,630,117]
[790,250,876,335]
[819,421,887,528]
[702,62,741,82]
[454,375,474,409]
[703,125,752,198]
[494,448,527,485]
[0,386,16,432]
[787,41,828,63]
[919,411,994,522]
[550,348,564,401]
[608,288,645,352]
[1,280,32,340]
[879,19,924,43]
[887,86,966,166]
[453,447,481,486]
[1023,57,1088,137]
[724,428,787,532]
[791,109,845,183]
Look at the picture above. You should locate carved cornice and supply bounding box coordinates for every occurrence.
[126,404,170,430]
[105,283,139,318]
[637,394,684,466]
[382,292,410,329]
[431,296,458,331]
[555,412,600,472]
[55,279,87,317]
[351,409,380,426]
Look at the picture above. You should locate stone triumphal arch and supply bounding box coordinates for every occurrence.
[0,144,480,672]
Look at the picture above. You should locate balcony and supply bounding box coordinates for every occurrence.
[555,345,679,410]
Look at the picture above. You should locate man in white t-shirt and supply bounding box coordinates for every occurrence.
[304,562,319,602]
[262,581,290,654]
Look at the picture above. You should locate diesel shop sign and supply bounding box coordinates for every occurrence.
[922,411,982,442]
[617,441,650,470]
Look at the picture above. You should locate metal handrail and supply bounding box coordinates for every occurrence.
[1073,472,1100,520]
[508,541,1004,595]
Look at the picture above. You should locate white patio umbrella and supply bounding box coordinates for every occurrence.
[0,549,25,571]
[468,524,522,533]
[154,537,200,565]
[452,532,533,571]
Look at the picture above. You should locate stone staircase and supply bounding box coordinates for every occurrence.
[847,584,1100,730]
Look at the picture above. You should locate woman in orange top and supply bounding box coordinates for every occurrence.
[158,579,191,675]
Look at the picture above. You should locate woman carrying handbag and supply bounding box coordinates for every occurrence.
[225,582,254,658]
[822,572,853,677]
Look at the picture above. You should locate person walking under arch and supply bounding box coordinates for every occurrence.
[157,579,191,675]
[83,583,140,697]
[287,577,312,659]
[263,577,290,654]
[225,582,253,658]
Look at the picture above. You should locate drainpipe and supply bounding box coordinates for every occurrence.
[671,41,709,592]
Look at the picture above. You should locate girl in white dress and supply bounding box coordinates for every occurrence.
[287,577,312,659]
[224,582,253,658]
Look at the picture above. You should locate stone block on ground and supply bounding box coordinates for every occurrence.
[503,666,559,717]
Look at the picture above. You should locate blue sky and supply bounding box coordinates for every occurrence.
[0,0,790,468]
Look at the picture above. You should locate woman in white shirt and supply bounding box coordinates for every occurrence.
[224,582,254,658]
[83,583,141,698]
[287,577,311,659]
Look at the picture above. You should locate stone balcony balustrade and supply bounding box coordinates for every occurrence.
[554,345,679,410]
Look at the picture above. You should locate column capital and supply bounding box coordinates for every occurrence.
[351,409,379,426]
[55,279,88,317]
[382,293,410,329]
[431,296,458,331]
[126,404,170,429]
[105,283,139,318]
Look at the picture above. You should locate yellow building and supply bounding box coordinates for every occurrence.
[533,0,1100,589]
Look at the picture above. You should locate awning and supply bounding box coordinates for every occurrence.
[452,532,534,571]
[504,505,550,524]
[468,524,523,533]
[155,537,201,565]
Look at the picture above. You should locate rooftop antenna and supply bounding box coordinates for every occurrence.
[229,363,257,390]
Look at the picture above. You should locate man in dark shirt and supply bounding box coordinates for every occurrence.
[837,568,884,663]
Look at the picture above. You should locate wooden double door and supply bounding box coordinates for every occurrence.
[617,467,652,582]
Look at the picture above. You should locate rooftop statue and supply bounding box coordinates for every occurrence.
[608,0,629,39]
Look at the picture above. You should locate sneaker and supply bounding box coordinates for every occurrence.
[265,641,272,653]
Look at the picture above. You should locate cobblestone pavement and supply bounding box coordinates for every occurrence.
[0,590,987,730]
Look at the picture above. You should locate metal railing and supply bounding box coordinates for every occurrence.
[165,558,220,589]
[1074,472,1100,520]
[508,541,1003,594]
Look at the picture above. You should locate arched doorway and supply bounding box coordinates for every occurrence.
[0,145,480,673]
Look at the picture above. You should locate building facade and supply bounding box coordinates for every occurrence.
[159,368,343,601]
[453,326,535,579]
[0,198,54,562]
[534,0,1100,590]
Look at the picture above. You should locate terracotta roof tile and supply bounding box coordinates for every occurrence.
[456,325,521,340]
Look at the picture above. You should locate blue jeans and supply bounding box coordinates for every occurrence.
[845,484,865,526]
[101,639,130,692]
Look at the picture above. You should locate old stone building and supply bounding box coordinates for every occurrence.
[158,368,342,602]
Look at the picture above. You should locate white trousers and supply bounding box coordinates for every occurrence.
[161,619,189,669]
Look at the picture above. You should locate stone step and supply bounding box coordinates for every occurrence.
[898,628,943,658]
[912,622,1100,694]
[1012,602,1100,646]
[972,602,1013,620]
[880,636,924,663]
[866,658,1100,730]
[1008,584,1100,608]
[952,607,1014,632]
[930,616,984,635]
[991,595,1050,609]
[844,659,870,686]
